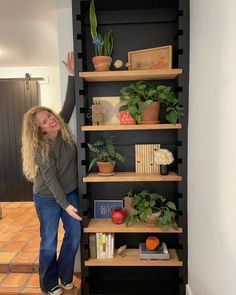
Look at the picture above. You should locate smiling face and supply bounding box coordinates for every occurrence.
[36,110,60,138]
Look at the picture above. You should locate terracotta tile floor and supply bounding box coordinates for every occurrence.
[0,202,81,294]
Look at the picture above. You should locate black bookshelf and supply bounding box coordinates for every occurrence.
[72,1,189,294]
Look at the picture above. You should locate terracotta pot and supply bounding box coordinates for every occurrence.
[143,210,161,226]
[97,161,115,175]
[92,56,112,71]
[140,101,160,124]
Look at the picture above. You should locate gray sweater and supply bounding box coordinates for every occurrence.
[33,76,77,209]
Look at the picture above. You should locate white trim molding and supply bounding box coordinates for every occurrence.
[186,284,193,295]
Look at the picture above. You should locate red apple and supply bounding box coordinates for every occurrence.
[111,208,126,224]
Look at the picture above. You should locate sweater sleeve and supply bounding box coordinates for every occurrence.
[36,152,70,210]
[59,75,75,124]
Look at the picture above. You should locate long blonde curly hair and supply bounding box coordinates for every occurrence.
[21,106,75,182]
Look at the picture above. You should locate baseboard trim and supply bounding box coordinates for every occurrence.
[186,284,193,295]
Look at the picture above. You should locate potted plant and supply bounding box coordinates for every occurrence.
[119,81,183,124]
[89,0,113,71]
[88,137,125,175]
[154,148,174,175]
[125,189,178,229]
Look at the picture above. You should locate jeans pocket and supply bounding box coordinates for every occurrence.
[34,193,59,219]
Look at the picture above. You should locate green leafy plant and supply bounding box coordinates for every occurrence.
[125,189,178,229]
[89,0,113,56]
[119,81,183,124]
[88,137,125,171]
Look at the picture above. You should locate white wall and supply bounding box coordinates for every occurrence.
[57,0,76,136]
[0,0,61,111]
[188,0,236,294]
[0,0,59,67]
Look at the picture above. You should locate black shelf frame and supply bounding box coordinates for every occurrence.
[72,1,189,294]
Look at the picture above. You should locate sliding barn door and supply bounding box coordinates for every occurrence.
[0,79,39,201]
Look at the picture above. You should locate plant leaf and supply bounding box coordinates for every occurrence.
[119,104,128,112]
[89,0,97,38]
[88,143,100,154]
[165,110,178,124]
[107,143,116,158]
[88,157,97,171]
[167,201,177,211]
[115,152,126,163]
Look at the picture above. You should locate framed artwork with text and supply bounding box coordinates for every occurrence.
[94,200,124,218]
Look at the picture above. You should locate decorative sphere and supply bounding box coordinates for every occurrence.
[114,59,124,69]
[111,208,126,224]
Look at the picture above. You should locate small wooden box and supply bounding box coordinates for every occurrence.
[128,46,172,70]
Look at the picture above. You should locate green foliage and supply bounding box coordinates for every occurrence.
[127,187,134,198]
[119,81,183,124]
[89,0,97,38]
[125,189,178,229]
[89,0,113,57]
[97,31,113,56]
[87,137,126,171]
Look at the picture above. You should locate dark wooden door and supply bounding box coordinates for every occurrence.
[0,79,39,201]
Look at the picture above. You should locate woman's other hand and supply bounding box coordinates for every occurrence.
[65,204,82,221]
[62,52,74,76]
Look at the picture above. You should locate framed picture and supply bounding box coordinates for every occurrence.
[127,45,172,70]
[93,96,123,125]
[94,200,123,218]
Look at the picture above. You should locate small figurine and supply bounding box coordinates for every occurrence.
[92,102,104,125]
[117,245,127,257]
[125,62,131,68]
[114,59,124,70]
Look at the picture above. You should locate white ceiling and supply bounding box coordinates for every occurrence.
[0,0,60,67]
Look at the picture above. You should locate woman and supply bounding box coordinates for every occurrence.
[21,52,82,295]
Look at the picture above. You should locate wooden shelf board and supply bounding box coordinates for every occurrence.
[84,219,182,233]
[81,123,182,131]
[85,249,183,267]
[83,172,182,183]
[79,69,182,82]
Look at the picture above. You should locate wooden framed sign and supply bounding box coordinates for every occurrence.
[94,200,123,218]
[127,45,172,70]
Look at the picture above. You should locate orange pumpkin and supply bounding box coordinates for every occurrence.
[145,236,160,250]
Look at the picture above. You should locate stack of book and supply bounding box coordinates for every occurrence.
[139,242,170,260]
[89,233,115,259]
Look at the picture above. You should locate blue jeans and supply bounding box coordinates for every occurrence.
[34,189,81,292]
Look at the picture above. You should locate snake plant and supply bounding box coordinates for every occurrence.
[89,0,113,56]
